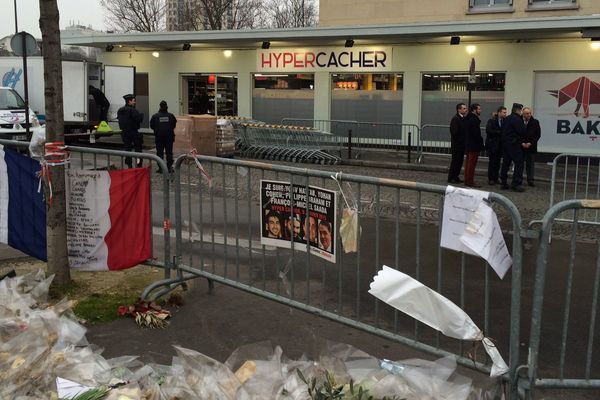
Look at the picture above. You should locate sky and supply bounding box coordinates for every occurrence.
[0,0,106,39]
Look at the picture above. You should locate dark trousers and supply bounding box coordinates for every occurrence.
[500,144,524,187]
[464,152,479,186]
[524,152,535,184]
[122,132,143,168]
[155,135,174,171]
[487,149,502,182]
[447,147,464,181]
[99,105,109,122]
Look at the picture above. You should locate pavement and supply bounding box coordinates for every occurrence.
[1,151,598,399]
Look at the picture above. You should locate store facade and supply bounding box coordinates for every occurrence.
[63,16,600,154]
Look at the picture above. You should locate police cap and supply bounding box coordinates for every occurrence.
[123,94,136,101]
[160,100,168,108]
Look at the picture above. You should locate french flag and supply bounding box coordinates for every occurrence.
[0,146,152,271]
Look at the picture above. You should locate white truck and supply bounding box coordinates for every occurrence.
[0,57,135,142]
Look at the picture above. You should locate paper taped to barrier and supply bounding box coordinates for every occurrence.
[369,265,509,378]
[460,201,512,279]
[441,186,489,255]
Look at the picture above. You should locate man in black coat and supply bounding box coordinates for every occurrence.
[464,103,484,188]
[88,85,110,122]
[522,107,542,187]
[117,94,144,168]
[485,106,507,185]
[500,103,527,192]
[150,100,177,173]
[447,102,468,184]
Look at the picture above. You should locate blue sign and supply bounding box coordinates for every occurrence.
[2,68,23,89]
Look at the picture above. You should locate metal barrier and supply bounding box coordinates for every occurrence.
[240,123,340,164]
[417,124,487,164]
[0,138,172,280]
[548,154,600,226]
[281,118,418,161]
[524,199,600,398]
[143,154,524,398]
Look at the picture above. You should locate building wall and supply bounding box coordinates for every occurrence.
[319,0,600,26]
[100,40,600,152]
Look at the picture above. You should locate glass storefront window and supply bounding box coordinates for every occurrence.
[183,74,238,117]
[421,72,506,126]
[331,73,403,123]
[252,74,314,124]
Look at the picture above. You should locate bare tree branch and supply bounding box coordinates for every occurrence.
[101,0,166,32]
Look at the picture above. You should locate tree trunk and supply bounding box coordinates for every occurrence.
[39,0,70,287]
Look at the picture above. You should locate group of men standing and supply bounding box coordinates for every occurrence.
[447,102,541,192]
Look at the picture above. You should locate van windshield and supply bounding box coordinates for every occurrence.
[0,89,26,109]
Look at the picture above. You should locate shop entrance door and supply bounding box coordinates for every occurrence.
[182,74,237,116]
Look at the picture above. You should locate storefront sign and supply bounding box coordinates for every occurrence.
[257,47,392,72]
[260,180,337,263]
[534,72,600,154]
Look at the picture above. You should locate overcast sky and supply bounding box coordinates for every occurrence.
[1,0,106,39]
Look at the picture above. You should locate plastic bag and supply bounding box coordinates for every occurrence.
[339,208,360,253]
[28,125,46,160]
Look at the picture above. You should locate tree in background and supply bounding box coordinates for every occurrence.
[39,0,70,287]
[267,0,318,28]
[180,0,265,30]
[101,0,166,32]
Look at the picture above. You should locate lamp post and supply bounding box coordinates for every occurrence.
[14,0,18,33]
[468,57,476,106]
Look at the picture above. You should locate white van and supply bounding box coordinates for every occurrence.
[0,86,40,141]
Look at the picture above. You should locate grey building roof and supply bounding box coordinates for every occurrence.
[61,15,600,51]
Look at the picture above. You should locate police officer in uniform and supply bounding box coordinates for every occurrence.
[150,100,177,173]
[117,94,144,168]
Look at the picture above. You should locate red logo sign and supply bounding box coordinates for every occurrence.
[548,76,600,118]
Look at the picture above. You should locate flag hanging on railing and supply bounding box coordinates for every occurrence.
[0,145,152,270]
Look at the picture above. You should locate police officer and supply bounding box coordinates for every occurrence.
[117,94,144,168]
[88,85,110,122]
[150,100,177,173]
[500,103,527,192]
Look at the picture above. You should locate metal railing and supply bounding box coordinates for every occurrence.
[524,199,600,398]
[549,154,600,226]
[417,124,487,164]
[0,138,172,279]
[143,154,524,398]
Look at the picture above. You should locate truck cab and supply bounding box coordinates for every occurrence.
[0,86,40,141]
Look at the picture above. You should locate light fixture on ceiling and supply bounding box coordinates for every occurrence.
[450,36,460,45]
[105,44,114,52]
[261,41,270,49]
[223,50,232,58]
[466,45,476,54]
[152,51,160,58]
[591,42,600,50]
[182,43,191,51]
[345,39,354,48]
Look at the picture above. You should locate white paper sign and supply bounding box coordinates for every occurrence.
[440,186,489,255]
[460,201,513,279]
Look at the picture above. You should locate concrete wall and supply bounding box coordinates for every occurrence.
[319,0,600,26]
[100,40,600,128]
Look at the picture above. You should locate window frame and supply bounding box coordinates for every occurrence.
[469,0,513,8]
[527,0,578,10]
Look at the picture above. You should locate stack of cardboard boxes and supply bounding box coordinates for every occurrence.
[173,114,217,156]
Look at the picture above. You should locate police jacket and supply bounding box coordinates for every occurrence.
[449,113,466,150]
[89,87,110,108]
[150,111,177,137]
[501,112,526,147]
[464,112,484,152]
[523,117,541,154]
[117,105,143,134]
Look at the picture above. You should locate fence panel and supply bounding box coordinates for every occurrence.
[0,138,172,279]
[417,124,487,164]
[549,154,600,226]
[144,154,524,398]
[525,199,600,398]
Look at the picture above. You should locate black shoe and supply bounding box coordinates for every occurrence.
[447,178,462,184]
[528,182,535,187]
[501,183,509,190]
[511,185,525,192]
[488,180,496,185]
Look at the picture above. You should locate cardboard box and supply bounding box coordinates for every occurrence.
[173,114,217,156]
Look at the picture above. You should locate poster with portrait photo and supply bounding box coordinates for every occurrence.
[260,179,337,263]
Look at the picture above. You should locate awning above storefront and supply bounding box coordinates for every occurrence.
[61,15,600,52]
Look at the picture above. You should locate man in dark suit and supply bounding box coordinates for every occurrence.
[447,102,468,184]
[485,106,507,185]
[463,103,484,188]
[500,103,527,192]
[522,107,542,187]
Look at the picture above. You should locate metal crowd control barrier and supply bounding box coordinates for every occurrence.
[143,154,524,398]
[417,124,487,164]
[524,199,600,398]
[240,123,340,164]
[0,138,172,279]
[548,154,600,226]
[281,118,418,161]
